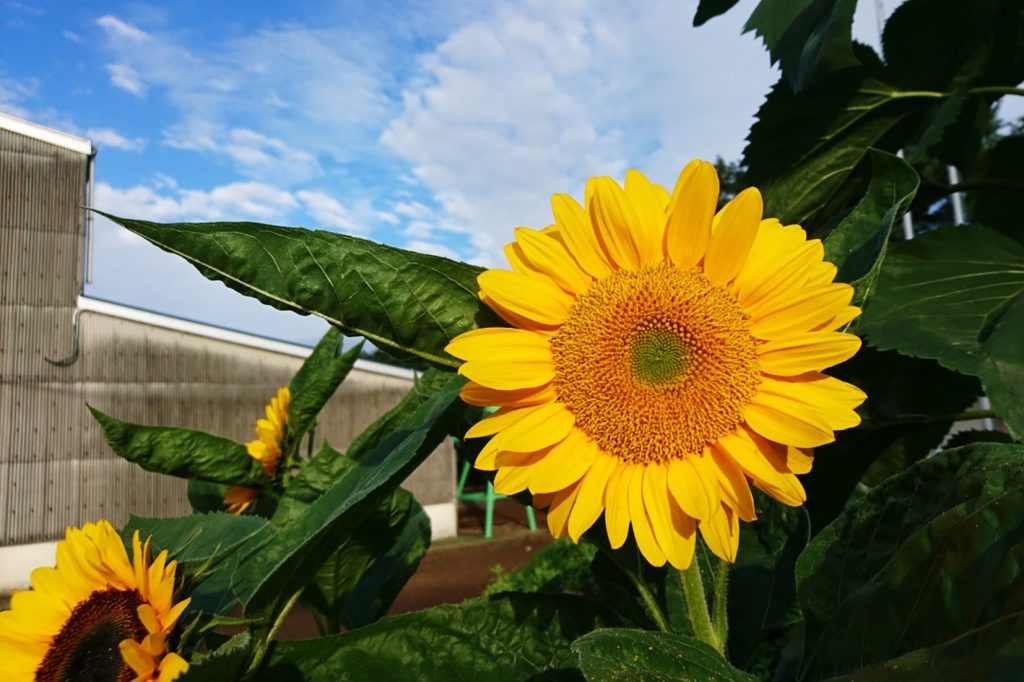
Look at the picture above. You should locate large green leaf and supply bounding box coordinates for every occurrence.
[693,0,741,26]
[572,629,756,682]
[178,633,252,682]
[288,328,362,442]
[858,225,1024,437]
[822,149,919,305]
[258,593,615,681]
[743,72,918,227]
[727,493,809,673]
[797,442,1024,680]
[230,375,465,612]
[273,442,430,629]
[98,213,501,368]
[745,0,858,92]
[91,407,265,486]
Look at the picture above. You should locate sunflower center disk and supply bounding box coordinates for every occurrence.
[551,262,761,465]
[36,588,147,682]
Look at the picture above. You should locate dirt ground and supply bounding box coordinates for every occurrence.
[277,497,551,639]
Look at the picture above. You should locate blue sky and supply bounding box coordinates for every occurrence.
[4,0,1014,346]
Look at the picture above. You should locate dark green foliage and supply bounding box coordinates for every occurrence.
[259,593,617,681]
[798,443,1024,680]
[484,538,598,596]
[91,407,266,486]
[573,629,756,682]
[859,225,1024,438]
[97,213,502,369]
[693,0,741,26]
[966,134,1024,242]
[287,329,362,442]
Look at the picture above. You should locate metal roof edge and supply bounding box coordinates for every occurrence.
[76,295,417,381]
[0,111,94,155]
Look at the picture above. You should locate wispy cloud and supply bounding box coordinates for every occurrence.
[96,15,149,42]
[297,190,360,234]
[106,63,146,97]
[86,127,145,151]
[96,180,297,223]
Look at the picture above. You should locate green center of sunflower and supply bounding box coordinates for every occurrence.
[35,588,147,682]
[628,328,691,385]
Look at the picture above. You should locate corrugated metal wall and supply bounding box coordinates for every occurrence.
[1,126,453,546]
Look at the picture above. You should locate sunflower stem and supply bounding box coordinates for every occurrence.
[711,559,729,650]
[679,560,723,654]
[245,588,303,677]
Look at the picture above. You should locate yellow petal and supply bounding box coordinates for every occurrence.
[665,160,718,269]
[604,462,633,549]
[119,639,156,677]
[667,455,720,520]
[704,187,763,286]
[514,227,593,295]
[738,240,824,308]
[624,169,667,265]
[446,327,552,362]
[494,403,575,453]
[459,381,556,409]
[137,603,162,634]
[812,304,861,332]
[587,176,643,270]
[787,446,814,475]
[758,331,862,375]
[161,598,191,631]
[667,499,697,570]
[643,463,687,569]
[493,451,547,495]
[708,446,757,522]
[158,653,190,682]
[745,401,834,448]
[568,453,619,541]
[749,284,854,339]
[756,374,865,430]
[464,404,545,439]
[547,484,582,539]
[29,567,79,608]
[478,270,574,327]
[8,590,69,636]
[528,429,598,494]
[700,504,740,563]
[628,465,666,567]
[551,193,612,279]
[720,429,806,506]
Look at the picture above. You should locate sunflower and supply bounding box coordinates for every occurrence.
[0,520,191,682]
[445,161,865,568]
[224,386,290,514]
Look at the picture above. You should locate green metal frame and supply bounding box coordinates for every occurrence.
[456,460,537,538]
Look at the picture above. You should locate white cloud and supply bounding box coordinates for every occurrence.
[106,63,146,97]
[404,239,461,261]
[381,0,776,262]
[96,15,149,43]
[220,128,321,182]
[95,180,297,224]
[297,190,361,234]
[86,127,146,151]
[63,30,81,43]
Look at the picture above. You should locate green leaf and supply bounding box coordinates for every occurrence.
[745,0,858,92]
[179,632,252,682]
[122,513,273,614]
[90,406,265,486]
[572,629,756,682]
[273,443,431,629]
[258,593,614,681]
[98,213,502,369]
[822,149,919,304]
[858,225,1024,437]
[797,442,1024,680]
[693,0,741,26]
[966,135,1024,243]
[743,72,918,227]
[345,368,453,462]
[187,479,231,514]
[230,375,465,612]
[288,328,362,441]
[727,493,809,673]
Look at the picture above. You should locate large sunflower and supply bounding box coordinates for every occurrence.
[446,161,865,568]
[224,386,290,514]
[0,520,190,682]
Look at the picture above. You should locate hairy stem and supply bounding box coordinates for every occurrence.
[711,559,729,650]
[679,560,722,654]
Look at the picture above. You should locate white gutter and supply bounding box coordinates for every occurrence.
[0,111,93,155]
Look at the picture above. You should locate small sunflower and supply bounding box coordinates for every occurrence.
[224,386,290,514]
[446,161,865,568]
[0,520,190,682]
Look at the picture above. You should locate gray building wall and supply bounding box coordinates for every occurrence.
[0,116,454,547]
